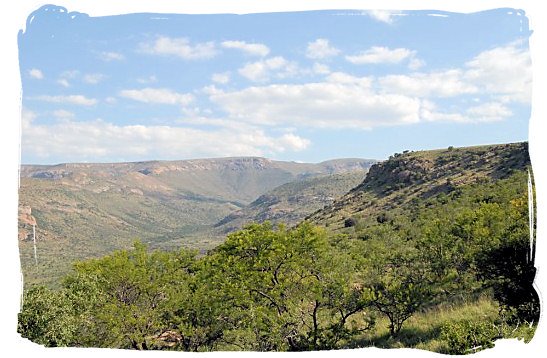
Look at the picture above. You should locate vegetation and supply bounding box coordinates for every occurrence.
[18,143,539,352]
[18,171,538,351]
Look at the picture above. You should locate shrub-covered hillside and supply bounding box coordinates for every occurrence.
[307,142,530,230]
[18,142,538,353]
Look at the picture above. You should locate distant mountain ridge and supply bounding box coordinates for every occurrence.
[20,157,376,205]
[21,156,375,176]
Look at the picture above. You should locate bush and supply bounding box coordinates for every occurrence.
[440,319,498,354]
[344,217,357,228]
[475,196,540,325]
[18,286,78,347]
[376,213,389,224]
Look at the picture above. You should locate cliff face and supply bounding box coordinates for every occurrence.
[355,142,529,193]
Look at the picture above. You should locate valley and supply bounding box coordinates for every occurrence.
[18,157,375,287]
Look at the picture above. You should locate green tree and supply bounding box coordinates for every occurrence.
[476,196,539,324]
[353,225,433,337]
[62,241,196,349]
[369,249,432,336]
[18,286,78,346]
[201,222,373,351]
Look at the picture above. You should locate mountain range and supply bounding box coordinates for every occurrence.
[18,157,375,287]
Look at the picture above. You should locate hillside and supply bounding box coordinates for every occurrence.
[18,142,537,352]
[307,142,530,230]
[18,157,375,287]
[215,171,368,234]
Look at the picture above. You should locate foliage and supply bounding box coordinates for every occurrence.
[475,196,539,324]
[344,217,357,227]
[61,241,197,349]
[19,224,376,351]
[200,222,374,350]
[440,319,498,354]
[368,252,433,336]
[345,170,538,341]
[18,286,78,347]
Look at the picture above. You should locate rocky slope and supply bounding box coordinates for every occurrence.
[307,142,531,229]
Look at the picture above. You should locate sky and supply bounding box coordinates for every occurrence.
[18,6,532,164]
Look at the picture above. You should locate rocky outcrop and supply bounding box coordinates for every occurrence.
[18,205,36,241]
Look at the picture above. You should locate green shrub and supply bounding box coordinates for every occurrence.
[440,319,498,354]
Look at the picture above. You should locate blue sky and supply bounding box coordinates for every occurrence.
[18,6,532,164]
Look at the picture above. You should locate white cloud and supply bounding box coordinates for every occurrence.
[221,40,270,57]
[420,110,468,123]
[200,85,224,96]
[34,95,97,106]
[378,70,478,98]
[137,75,158,84]
[464,42,531,103]
[100,51,125,61]
[374,42,530,104]
[119,88,195,106]
[21,108,36,130]
[212,72,230,84]
[52,109,74,119]
[312,63,330,75]
[408,58,426,70]
[210,60,520,130]
[22,117,310,162]
[278,133,310,152]
[376,41,530,105]
[139,36,217,60]
[56,70,79,87]
[363,10,405,25]
[419,100,512,124]
[346,46,415,65]
[57,79,71,88]
[210,81,421,129]
[306,39,340,59]
[83,73,106,85]
[238,56,298,82]
[28,69,44,79]
[365,10,397,24]
[466,102,513,122]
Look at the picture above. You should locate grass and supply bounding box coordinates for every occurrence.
[349,295,504,353]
